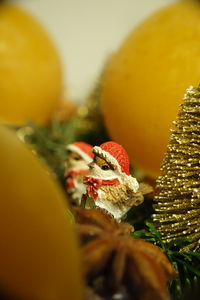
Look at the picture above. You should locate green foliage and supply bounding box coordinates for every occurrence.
[18,116,109,185]
[19,118,78,184]
[125,196,154,229]
[133,223,200,300]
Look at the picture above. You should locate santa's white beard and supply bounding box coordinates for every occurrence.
[88,163,121,181]
[85,185,129,221]
[86,163,127,220]
[85,163,140,220]
[70,179,86,205]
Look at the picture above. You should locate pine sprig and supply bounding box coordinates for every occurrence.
[17,118,79,183]
[17,115,109,184]
[125,196,154,229]
[133,223,200,299]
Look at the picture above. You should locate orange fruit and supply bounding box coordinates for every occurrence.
[102,0,200,177]
[0,3,62,125]
[0,125,82,300]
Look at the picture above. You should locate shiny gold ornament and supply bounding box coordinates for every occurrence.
[153,85,200,252]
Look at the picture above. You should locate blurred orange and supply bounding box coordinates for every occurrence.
[0,3,63,125]
[102,0,200,177]
[0,125,83,300]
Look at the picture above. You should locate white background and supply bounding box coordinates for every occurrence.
[14,0,176,101]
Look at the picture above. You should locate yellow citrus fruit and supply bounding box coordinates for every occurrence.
[0,125,82,300]
[102,0,200,177]
[0,3,62,125]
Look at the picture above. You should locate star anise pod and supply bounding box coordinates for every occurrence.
[74,208,177,300]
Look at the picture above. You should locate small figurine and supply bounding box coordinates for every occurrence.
[65,142,94,205]
[83,141,152,221]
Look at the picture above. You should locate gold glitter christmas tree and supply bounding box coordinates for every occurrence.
[153,85,200,252]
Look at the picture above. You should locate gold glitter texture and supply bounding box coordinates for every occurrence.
[153,85,200,252]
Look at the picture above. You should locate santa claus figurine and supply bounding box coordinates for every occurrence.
[65,142,94,205]
[83,141,152,221]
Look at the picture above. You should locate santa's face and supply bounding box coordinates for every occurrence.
[65,150,89,171]
[88,154,118,179]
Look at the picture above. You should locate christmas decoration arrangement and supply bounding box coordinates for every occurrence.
[11,82,199,300]
[1,1,200,299]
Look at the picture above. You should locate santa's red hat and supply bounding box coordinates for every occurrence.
[67,142,94,163]
[93,141,139,192]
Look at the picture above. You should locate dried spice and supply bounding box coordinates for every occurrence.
[75,208,177,300]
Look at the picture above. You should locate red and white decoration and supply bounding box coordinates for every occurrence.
[93,141,139,191]
[84,141,139,220]
[65,142,94,205]
[67,142,94,165]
